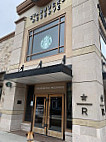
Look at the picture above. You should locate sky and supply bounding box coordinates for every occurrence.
[0,0,106,55]
[0,0,24,38]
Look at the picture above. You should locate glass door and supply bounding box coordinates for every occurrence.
[47,95,64,139]
[33,94,64,139]
[33,95,48,135]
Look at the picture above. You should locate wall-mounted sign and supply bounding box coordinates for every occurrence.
[41,35,52,50]
[36,86,64,90]
[35,83,66,94]
[30,0,65,23]
[100,95,105,116]
[5,82,12,88]
[80,94,87,101]
[77,94,93,116]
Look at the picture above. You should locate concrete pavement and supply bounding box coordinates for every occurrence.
[0,130,65,142]
[0,131,37,142]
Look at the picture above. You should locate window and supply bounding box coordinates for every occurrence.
[100,35,106,58]
[66,82,72,130]
[26,15,65,61]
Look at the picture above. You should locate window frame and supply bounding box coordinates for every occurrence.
[0,86,2,100]
[26,14,66,62]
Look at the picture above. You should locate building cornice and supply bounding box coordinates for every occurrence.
[15,17,27,24]
[0,32,15,43]
[17,0,35,15]
[17,0,52,15]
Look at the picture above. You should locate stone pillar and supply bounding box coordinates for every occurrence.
[0,81,26,131]
[72,0,106,142]
[9,17,26,73]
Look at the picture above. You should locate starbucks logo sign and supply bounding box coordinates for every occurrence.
[41,35,52,50]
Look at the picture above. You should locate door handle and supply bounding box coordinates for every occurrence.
[44,124,47,128]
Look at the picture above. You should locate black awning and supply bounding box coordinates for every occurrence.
[4,64,72,84]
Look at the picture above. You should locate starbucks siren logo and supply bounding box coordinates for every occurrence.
[41,35,52,50]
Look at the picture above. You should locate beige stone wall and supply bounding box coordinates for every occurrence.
[0,0,105,141]
[72,0,106,142]
[0,81,26,131]
[0,36,14,73]
[9,18,26,73]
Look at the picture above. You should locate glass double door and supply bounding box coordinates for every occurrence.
[33,94,64,139]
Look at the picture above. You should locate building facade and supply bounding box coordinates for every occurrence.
[0,0,106,141]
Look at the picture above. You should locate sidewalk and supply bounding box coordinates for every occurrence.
[0,130,64,142]
[0,131,27,142]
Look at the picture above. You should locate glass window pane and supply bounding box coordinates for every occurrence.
[31,49,58,60]
[34,97,45,128]
[67,82,72,130]
[34,19,59,34]
[59,47,64,53]
[26,15,66,62]
[100,35,106,58]
[26,57,30,61]
[29,31,33,36]
[27,36,32,55]
[49,97,62,132]
[60,16,65,22]
[60,23,65,46]
[32,26,58,54]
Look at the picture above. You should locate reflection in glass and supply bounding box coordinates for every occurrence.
[60,23,65,46]
[26,15,65,61]
[34,19,59,34]
[49,97,62,132]
[31,49,58,60]
[60,16,65,22]
[34,97,45,128]
[26,57,30,61]
[59,47,64,53]
[29,31,33,36]
[32,26,58,54]
[27,36,32,55]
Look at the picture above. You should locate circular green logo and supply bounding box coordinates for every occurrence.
[41,35,52,50]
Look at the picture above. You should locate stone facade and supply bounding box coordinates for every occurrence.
[0,0,106,142]
[0,33,14,73]
[72,0,106,142]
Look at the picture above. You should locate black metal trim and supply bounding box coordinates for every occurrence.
[77,103,93,106]
[103,72,106,80]
[4,64,72,80]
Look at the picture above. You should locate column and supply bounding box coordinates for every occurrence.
[72,0,106,141]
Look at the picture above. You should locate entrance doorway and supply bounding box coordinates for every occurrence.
[33,94,64,139]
